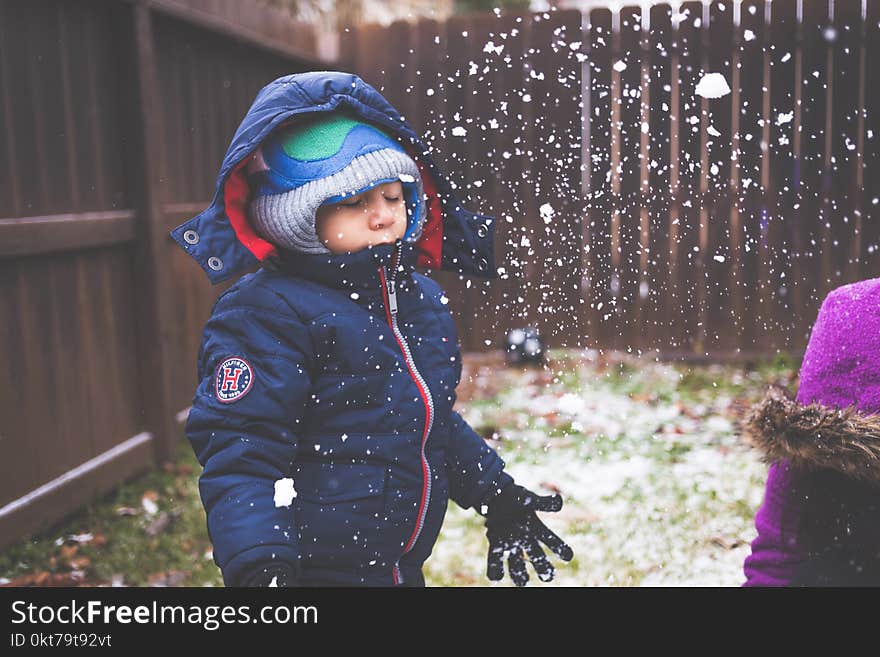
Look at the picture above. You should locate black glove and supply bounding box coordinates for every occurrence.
[479,482,574,586]
[236,561,297,587]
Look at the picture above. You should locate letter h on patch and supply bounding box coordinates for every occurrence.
[214,356,254,403]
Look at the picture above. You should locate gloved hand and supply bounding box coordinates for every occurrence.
[236,561,297,587]
[479,481,574,586]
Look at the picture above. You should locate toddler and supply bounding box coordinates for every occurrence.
[170,71,573,587]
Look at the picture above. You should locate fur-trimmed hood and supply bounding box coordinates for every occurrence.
[745,386,880,485]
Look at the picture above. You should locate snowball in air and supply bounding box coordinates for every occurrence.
[695,73,731,99]
[274,478,297,508]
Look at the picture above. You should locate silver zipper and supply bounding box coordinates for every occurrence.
[380,247,434,585]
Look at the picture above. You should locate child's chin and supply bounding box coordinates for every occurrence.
[339,241,393,255]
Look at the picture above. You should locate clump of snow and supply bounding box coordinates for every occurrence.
[695,73,731,99]
[274,478,297,508]
[451,126,467,137]
[142,497,158,516]
[775,111,794,126]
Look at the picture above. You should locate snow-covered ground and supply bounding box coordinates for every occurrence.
[424,349,787,587]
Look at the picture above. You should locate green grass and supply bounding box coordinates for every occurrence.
[1,349,796,587]
[0,441,221,587]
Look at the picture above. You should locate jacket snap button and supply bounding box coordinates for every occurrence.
[208,256,223,271]
[183,230,200,245]
[477,224,488,238]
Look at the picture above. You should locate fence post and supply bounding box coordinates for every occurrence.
[119,2,179,464]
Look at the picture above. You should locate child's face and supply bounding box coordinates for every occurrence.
[315,181,408,254]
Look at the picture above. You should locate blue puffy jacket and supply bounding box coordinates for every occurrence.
[171,72,512,586]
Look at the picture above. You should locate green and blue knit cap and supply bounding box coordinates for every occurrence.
[247,112,426,254]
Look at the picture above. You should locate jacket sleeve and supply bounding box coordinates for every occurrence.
[185,283,315,586]
[446,410,513,510]
[742,461,807,586]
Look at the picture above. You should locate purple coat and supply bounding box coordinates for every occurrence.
[742,277,880,586]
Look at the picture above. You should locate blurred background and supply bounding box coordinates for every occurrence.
[1,0,876,581]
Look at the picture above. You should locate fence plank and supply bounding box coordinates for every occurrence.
[527,9,585,349]
[0,3,22,215]
[586,8,614,349]
[481,12,530,346]
[762,0,797,352]
[0,211,137,257]
[705,0,735,352]
[471,12,529,352]
[736,0,766,353]
[670,1,704,355]
[864,0,880,277]
[123,4,179,463]
[613,5,644,352]
[831,0,864,288]
[647,3,673,351]
[799,0,832,339]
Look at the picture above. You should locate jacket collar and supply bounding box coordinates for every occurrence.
[273,239,416,292]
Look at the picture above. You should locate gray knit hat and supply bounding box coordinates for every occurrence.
[246,112,427,254]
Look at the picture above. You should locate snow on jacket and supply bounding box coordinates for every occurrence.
[170,72,512,586]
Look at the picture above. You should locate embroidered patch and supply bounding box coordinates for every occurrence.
[214,356,254,404]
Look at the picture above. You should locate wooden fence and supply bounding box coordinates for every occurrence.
[0,0,327,548]
[343,0,880,357]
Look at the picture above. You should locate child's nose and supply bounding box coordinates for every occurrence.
[367,203,396,230]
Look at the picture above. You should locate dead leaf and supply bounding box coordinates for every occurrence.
[176,463,195,476]
[59,544,78,562]
[710,536,745,550]
[539,481,562,494]
[145,512,172,537]
[148,570,187,587]
[142,492,159,515]
[68,556,91,571]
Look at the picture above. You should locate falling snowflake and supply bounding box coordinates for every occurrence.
[695,73,731,99]
[775,111,794,126]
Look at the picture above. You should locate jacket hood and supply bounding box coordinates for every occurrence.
[745,386,880,486]
[170,71,497,284]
